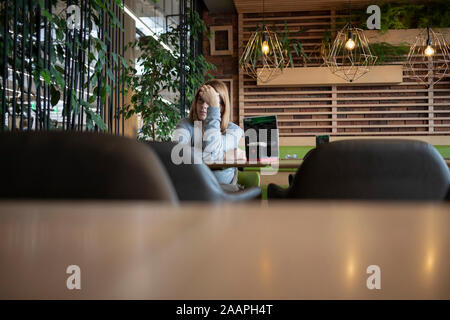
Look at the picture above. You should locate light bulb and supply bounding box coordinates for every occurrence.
[262,40,269,55]
[424,45,435,57]
[345,38,356,50]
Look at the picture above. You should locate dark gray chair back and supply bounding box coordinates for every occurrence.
[0,131,177,202]
[269,139,450,201]
[147,141,261,202]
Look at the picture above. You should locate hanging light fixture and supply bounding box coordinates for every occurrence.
[345,27,356,51]
[405,26,450,85]
[324,0,377,82]
[239,0,286,83]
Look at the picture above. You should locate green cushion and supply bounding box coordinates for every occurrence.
[243,145,449,159]
[238,171,260,188]
[435,146,450,159]
[279,146,314,159]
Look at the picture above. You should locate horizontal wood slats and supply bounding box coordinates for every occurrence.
[256,66,404,86]
[237,10,450,138]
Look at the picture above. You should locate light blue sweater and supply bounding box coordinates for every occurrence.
[172,106,243,184]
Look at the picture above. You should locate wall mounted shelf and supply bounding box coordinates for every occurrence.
[256,65,403,86]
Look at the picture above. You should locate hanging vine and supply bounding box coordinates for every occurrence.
[0,0,126,131]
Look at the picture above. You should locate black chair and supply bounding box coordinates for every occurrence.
[288,148,315,186]
[147,141,261,202]
[268,139,450,201]
[0,131,177,202]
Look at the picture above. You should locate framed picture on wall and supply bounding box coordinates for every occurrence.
[210,26,233,55]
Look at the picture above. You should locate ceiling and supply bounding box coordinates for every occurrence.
[203,0,237,14]
[232,0,397,13]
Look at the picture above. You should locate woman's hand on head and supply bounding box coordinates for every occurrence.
[198,85,221,108]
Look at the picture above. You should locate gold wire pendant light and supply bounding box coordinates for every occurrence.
[239,0,286,83]
[324,1,377,82]
[405,26,450,85]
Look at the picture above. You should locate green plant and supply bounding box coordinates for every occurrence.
[239,21,310,75]
[322,1,435,66]
[123,10,215,141]
[360,0,450,32]
[378,1,424,32]
[319,28,333,63]
[369,42,410,64]
[357,1,450,64]
[0,0,124,131]
[279,21,310,67]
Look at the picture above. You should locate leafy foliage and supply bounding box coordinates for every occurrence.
[360,0,450,33]
[279,21,310,67]
[0,0,124,131]
[320,1,446,66]
[123,10,216,141]
[45,0,124,130]
[369,42,410,64]
[243,21,310,70]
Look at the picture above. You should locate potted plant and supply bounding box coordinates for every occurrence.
[123,10,216,141]
[279,21,310,67]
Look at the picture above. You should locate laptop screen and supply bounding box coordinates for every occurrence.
[243,115,279,162]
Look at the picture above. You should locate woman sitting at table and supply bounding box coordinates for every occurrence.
[172,80,245,187]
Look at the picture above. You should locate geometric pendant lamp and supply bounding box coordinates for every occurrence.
[324,0,377,83]
[405,26,450,86]
[239,24,286,83]
[324,23,377,82]
[239,0,286,83]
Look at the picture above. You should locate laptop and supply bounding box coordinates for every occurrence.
[243,115,279,162]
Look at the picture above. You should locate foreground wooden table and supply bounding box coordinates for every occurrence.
[0,201,449,299]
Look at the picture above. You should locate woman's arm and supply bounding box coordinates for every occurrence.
[202,106,225,161]
[203,107,244,162]
[222,124,243,152]
[172,119,193,145]
[199,85,243,162]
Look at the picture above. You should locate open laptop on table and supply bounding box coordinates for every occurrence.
[243,115,279,163]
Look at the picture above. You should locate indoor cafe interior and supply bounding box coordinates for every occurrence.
[0,0,449,300]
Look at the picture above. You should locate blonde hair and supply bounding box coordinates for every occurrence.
[189,79,230,134]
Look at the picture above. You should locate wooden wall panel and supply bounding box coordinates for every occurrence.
[238,10,450,138]
[256,66,404,86]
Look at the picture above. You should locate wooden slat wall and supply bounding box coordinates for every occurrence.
[238,10,450,137]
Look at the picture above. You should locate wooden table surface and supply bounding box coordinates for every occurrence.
[207,159,450,170]
[206,159,302,169]
[0,201,449,299]
[205,160,272,169]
